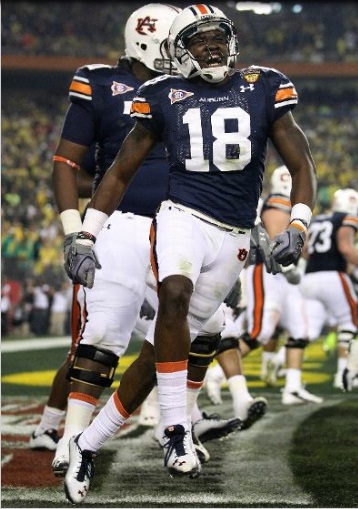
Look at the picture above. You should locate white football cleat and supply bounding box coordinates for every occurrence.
[52,453,69,477]
[204,365,225,405]
[282,387,323,405]
[163,425,201,478]
[343,340,358,392]
[29,429,59,451]
[64,435,95,504]
[138,387,160,427]
[193,412,242,443]
[238,397,268,430]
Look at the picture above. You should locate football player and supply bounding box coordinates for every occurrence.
[300,188,358,388]
[37,3,241,484]
[63,4,317,502]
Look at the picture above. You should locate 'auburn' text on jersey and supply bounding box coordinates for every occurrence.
[131,66,298,229]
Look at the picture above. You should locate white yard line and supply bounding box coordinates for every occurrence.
[2,336,70,353]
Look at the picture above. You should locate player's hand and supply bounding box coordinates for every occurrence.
[271,224,306,266]
[65,232,101,288]
[281,264,301,285]
[140,299,156,320]
[224,278,242,309]
[63,233,78,280]
[249,223,281,275]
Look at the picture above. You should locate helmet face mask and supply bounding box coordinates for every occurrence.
[332,188,358,216]
[168,5,239,83]
[124,4,181,74]
[270,165,292,197]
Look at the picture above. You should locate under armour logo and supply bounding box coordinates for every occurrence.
[240,84,255,92]
[136,16,157,35]
[78,486,88,498]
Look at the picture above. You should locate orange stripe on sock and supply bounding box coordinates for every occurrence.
[187,379,203,390]
[155,360,188,373]
[69,392,98,406]
[113,392,131,420]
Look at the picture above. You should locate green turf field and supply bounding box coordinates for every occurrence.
[2,336,358,508]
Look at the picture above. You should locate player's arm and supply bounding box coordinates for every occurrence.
[268,112,317,266]
[337,226,358,266]
[87,121,157,216]
[64,122,158,289]
[77,166,93,199]
[269,111,317,211]
[52,138,89,236]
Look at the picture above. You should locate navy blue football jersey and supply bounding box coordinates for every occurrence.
[131,66,298,228]
[60,62,169,217]
[306,212,358,273]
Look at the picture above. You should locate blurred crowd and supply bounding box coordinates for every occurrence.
[2,1,357,337]
[2,1,357,63]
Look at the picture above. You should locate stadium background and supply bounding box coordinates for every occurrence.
[1,2,358,507]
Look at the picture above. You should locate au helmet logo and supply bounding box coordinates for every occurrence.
[136,16,157,35]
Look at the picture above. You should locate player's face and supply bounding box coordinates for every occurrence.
[186,29,228,69]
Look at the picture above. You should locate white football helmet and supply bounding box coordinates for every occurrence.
[125,4,182,73]
[270,165,292,197]
[332,188,358,216]
[167,4,239,83]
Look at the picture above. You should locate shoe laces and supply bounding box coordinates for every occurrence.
[45,429,59,443]
[164,430,187,466]
[76,444,95,482]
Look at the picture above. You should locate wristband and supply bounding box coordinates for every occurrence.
[290,203,312,227]
[290,219,308,232]
[60,209,82,235]
[81,207,109,237]
[77,231,97,243]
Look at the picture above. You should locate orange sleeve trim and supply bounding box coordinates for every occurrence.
[187,379,203,390]
[155,360,188,373]
[70,80,92,96]
[69,391,98,406]
[53,155,80,171]
[275,87,297,102]
[130,102,151,115]
[113,392,131,420]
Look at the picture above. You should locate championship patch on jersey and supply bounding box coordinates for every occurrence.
[243,69,261,83]
[111,82,134,96]
[168,88,194,104]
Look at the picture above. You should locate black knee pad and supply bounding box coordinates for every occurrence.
[285,337,309,349]
[67,344,119,388]
[216,336,240,355]
[240,331,260,351]
[189,333,222,368]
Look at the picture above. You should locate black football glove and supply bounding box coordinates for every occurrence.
[224,278,242,309]
[140,299,156,321]
[65,232,101,288]
[271,224,306,267]
[249,223,281,275]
